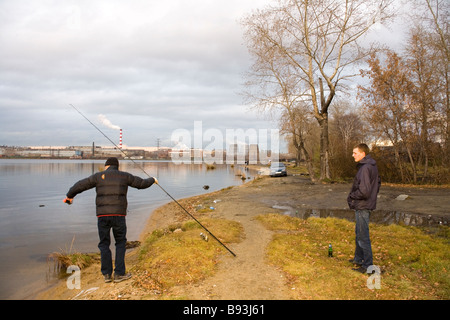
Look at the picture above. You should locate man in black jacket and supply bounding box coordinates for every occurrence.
[347,144,381,273]
[63,157,157,283]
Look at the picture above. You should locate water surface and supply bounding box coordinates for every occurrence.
[0,159,245,299]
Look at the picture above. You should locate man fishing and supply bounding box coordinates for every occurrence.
[63,157,158,283]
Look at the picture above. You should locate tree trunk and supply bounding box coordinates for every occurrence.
[318,116,331,180]
[317,78,332,180]
[291,132,302,167]
[393,145,405,183]
[299,140,316,182]
[406,145,418,184]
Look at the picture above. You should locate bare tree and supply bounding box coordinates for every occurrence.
[422,0,449,164]
[330,100,365,153]
[242,13,316,178]
[242,0,394,180]
[359,51,423,183]
[409,0,449,162]
[329,100,366,178]
[280,101,317,179]
[404,26,441,181]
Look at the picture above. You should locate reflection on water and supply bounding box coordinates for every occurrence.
[0,159,247,299]
[272,205,449,227]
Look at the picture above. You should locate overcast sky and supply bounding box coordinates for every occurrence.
[0,0,408,148]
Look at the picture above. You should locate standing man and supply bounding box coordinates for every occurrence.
[63,157,158,283]
[347,144,381,274]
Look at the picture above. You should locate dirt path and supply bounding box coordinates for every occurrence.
[166,186,292,299]
[37,174,449,300]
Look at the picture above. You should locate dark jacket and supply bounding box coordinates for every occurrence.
[347,155,381,211]
[66,166,155,216]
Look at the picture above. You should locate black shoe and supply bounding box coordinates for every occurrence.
[104,274,113,283]
[348,259,363,266]
[114,272,132,283]
[352,266,367,274]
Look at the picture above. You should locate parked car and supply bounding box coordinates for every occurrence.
[269,162,287,177]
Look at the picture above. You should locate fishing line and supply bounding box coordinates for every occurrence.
[69,104,236,257]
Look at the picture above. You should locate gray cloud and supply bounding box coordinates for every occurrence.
[0,0,408,148]
[0,0,276,147]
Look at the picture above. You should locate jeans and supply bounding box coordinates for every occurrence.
[354,210,373,269]
[97,216,127,276]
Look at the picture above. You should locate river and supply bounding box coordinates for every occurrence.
[0,159,247,299]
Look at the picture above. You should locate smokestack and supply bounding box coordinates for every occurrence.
[119,129,122,149]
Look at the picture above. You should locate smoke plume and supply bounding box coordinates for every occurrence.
[98,114,121,130]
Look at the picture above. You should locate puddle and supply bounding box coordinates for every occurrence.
[272,205,449,227]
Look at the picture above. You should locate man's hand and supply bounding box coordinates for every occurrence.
[63,197,73,205]
[153,177,159,185]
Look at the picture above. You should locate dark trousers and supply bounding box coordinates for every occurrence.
[97,216,127,276]
[354,209,373,268]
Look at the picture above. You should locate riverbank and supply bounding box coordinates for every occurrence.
[37,174,450,300]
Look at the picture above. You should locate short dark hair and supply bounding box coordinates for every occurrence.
[354,143,370,155]
[105,157,119,167]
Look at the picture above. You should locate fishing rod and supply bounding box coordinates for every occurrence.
[68,104,236,257]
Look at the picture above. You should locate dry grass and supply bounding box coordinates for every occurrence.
[257,214,450,300]
[381,182,450,189]
[256,213,304,231]
[48,252,99,274]
[47,236,99,276]
[136,218,243,291]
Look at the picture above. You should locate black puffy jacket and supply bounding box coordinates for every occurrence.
[66,166,155,216]
[347,155,381,211]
